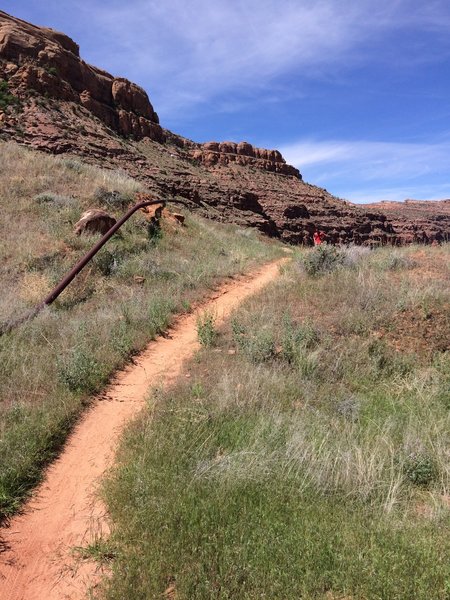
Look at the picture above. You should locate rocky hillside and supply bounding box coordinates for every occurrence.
[1,9,449,245]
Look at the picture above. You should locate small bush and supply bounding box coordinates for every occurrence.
[93,187,132,210]
[231,319,276,363]
[111,321,134,358]
[63,158,84,173]
[0,81,20,111]
[34,191,74,206]
[147,220,162,243]
[57,346,106,394]
[299,245,344,276]
[148,298,174,336]
[403,452,438,487]
[280,314,318,363]
[93,249,117,276]
[335,396,361,422]
[196,311,218,347]
[376,252,415,271]
[45,65,58,76]
[340,244,371,268]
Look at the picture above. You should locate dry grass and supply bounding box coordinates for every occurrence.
[101,244,450,600]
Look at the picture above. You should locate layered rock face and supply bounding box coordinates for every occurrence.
[364,199,450,244]
[190,141,301,177]
[1,9,449,245]
[0,10,163,141]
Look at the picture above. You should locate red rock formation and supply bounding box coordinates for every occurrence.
[0,10,163,141]
[363,199,450,244]
[190,141,300,177]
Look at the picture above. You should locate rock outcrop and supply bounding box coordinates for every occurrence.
[1,9,449,246]
[0,10,163,141]
[364,199,450,244]
[190,141,300,177]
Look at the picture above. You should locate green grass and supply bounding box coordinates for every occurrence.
[101,244,450,599]
[0,80,20,111]
[196,310,218,347]
[0,141,282,519]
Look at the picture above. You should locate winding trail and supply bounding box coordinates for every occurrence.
[0,258,286,600]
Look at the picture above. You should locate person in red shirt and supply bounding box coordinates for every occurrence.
[313,230,326,246]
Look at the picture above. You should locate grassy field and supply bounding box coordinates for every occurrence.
[101,244,450,599]
[0,141,282,519]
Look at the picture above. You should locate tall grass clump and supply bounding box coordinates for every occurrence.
[298,244,345,276]
[102,243,450,600]
[196,310,218,347]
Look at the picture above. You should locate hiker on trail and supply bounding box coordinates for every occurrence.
[313,230,326,246]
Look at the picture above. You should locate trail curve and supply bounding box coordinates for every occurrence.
[0,258,286,600]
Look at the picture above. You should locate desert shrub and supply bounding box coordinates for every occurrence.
[403,452,438,487]
[34,191,74,206]
[375,251,415,271]
[147,298,175,336]
[0,81,19,111]
[299,245,344,276]
[280,314,318,364]
[196,310,218,347]
[146,219,162,242]
[335,396,361,422]
[232,318,276,363]
[367,339,414,377]
[45,65,58,76]
[57,346,106,394]
[93,249,117,276]
[111,321,134,358]
[340,244,371,267]
[93,186,132,210]
[62,158,84,173]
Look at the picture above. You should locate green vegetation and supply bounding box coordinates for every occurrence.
[0,80,20,111]
[196,310,218,347]
[102,244,450,599]
[0,141,282,518]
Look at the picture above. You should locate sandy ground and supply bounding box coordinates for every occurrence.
[0,258,285,600]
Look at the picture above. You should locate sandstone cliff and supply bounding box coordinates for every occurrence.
[1,9,449,245]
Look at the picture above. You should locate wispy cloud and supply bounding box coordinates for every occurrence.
[279,137,450,202]
[63,0,450,119]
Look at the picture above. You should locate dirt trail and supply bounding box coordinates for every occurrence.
[0,258,286,600]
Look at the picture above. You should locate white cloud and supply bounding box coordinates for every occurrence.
[279,137,450,202]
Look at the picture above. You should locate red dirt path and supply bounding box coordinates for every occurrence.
[0,259,285,600]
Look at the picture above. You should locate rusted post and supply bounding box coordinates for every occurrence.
[39,198,167,307]
[1,197,187,335]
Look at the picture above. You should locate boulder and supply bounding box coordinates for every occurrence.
[74,209,116,236]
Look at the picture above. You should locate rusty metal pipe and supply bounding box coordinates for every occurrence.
[39,198,167,308]
[1,197,188,336]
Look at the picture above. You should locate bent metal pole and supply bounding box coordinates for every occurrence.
[1,197,186,335]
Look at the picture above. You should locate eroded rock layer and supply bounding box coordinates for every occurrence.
[1,9,449,245]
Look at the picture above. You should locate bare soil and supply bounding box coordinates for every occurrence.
[0,259,285,600]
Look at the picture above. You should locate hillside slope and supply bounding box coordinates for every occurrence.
[0,141,283,520]
[1,9,450,244]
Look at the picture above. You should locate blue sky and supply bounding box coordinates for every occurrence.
[3,1,450,203]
